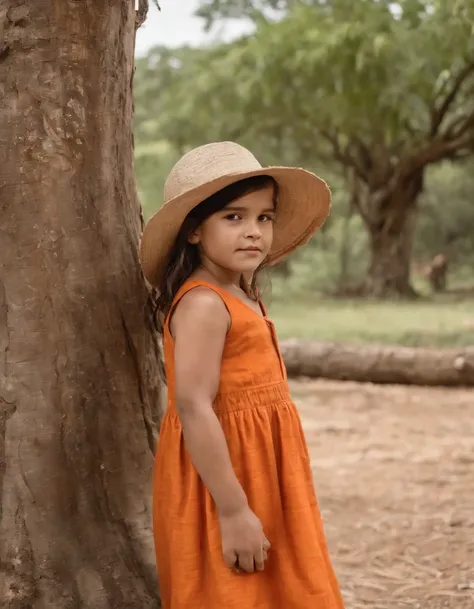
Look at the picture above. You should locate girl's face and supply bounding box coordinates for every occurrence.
[189,185,276,278]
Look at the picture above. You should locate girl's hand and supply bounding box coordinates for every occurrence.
[219,506,271,573]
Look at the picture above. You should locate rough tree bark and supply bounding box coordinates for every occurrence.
[281,339,474,387]
[365,207,417,297]
[357,171,423,298]
[1,2,161,607]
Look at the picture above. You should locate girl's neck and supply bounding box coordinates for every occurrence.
[198,262,242,289]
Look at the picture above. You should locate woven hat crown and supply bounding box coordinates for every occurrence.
[164,142,262,203]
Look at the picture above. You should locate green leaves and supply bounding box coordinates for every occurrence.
[195,0,290,27]
[135,0,474,184]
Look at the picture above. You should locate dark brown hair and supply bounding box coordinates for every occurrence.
[153,174,278,332]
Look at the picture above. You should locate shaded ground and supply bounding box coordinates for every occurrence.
[292,379,474,609]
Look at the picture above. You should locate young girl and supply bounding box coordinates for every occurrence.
[140,142,345,609]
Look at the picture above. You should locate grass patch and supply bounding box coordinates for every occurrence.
[268,294,474,348]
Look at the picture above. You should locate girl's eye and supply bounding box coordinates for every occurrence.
[259,214,275,222]
[224,214,241,221]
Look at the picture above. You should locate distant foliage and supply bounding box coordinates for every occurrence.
[133,0,474,292]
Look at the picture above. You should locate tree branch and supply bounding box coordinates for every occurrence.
[430,60,474,136]
[319,129,369,181]
[402,131,474,178]
[444,106,474,140]
[349,136,373,173]
[135,0,160,30]
[349,171,372,226]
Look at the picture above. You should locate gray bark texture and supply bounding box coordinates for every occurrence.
[0,1,161,607]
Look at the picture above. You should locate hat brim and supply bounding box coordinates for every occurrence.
[139,166,331,287]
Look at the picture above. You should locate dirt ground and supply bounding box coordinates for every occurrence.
[292,379,474,609]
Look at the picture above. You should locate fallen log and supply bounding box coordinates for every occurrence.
[280,339,474,387]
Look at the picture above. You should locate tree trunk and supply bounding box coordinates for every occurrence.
[365,211,416,297]
[360,173,423,297]
[280,339,474,387]
[1,3,161,607]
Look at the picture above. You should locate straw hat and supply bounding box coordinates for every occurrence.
[139,141,331,287]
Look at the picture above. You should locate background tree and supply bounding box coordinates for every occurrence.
[136,0,474,296]
[1,2,161,606]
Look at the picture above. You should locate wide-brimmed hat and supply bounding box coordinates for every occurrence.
[139,141,331,287]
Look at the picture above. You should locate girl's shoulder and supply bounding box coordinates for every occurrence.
[167,277,267,339]
[167,280,232,338]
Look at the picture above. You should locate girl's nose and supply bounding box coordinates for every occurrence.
[244,221,262,239]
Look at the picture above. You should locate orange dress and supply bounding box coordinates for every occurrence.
[153,279,345,609]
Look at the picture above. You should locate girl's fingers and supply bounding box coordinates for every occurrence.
[254,544,265,572]
[228,542,271,574]
[237,552,255,573]
[223,550,238,570]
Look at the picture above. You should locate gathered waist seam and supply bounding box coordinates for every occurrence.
[215,379,289,397]
[214,397,292,415]
[214,379,290,411]
[164,380,292,417]
[163,398,294,425]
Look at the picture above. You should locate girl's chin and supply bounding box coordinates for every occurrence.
[208,254,266,275]
[234,251,266,265]
[236,262,263,274]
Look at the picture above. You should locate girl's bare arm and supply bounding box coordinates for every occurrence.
[171,288,247,516]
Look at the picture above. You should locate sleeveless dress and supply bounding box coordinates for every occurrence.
[153,279,345,609]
